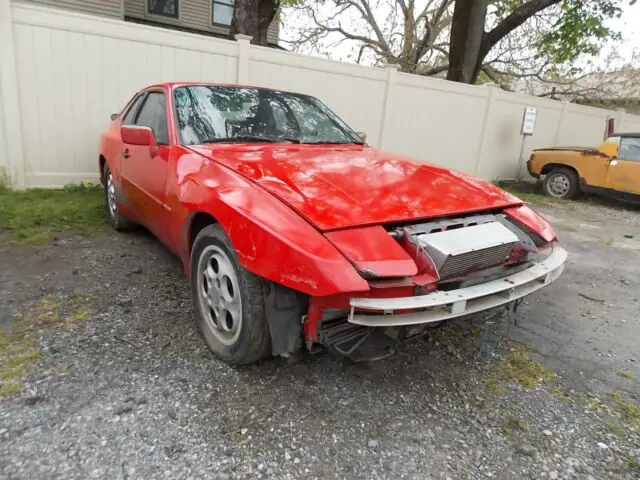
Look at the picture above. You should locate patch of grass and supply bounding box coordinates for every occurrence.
[502,416,529,435]
[615,370,635,380]
[0,183,106,244]
[492,348,558,389]
[607,422,625,436]
[600,237,615,246]
[627,455,640,469]
[0,292,92,397]
[500,185,567,205]
[557,225,580,233]
[548,386,571,402]
[0,381,24,397]
[608,391,640,426]
[483,378,506,396]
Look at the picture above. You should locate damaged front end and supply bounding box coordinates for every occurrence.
[304,206,567,360]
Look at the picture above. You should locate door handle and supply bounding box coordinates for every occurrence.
[120,150,130,159]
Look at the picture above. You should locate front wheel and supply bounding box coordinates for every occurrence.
[190,224,271,365]
[542,168,579,199]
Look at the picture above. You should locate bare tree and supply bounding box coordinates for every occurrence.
[284,0,632,86]
[286,0,455,75]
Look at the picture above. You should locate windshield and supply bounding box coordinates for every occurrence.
[173,85,362,145]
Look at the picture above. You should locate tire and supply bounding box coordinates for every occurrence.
[542,168,579,199]
[103,165,136,231]
[189,224,271,365]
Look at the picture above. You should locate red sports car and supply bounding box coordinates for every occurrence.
[99,82,567,364]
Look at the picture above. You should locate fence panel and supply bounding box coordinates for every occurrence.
[3,2,640,188]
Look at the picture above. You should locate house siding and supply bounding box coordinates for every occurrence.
[124,0,279,44]
[16,0,123,18]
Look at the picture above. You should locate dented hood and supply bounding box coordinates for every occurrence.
[189,144,522,231]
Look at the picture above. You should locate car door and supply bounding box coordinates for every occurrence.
[606,136,640,195]
[120,90,171,240]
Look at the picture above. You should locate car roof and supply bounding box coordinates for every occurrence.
[145,82,300,95]
[611,132,640,138]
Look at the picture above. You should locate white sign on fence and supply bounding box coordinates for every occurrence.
[521,107,537,136]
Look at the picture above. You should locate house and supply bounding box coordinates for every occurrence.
[16,0,280,46]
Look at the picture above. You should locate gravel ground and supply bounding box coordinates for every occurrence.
[0,198,639,479]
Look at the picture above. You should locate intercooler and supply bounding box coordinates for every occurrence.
[405,218,519,280]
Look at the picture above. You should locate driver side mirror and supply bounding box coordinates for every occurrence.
[121,125,156,147]
[356,131,367,143]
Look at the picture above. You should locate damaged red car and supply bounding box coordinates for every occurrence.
[99,82,567,364]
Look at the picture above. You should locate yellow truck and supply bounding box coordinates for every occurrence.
[527,133,640,200]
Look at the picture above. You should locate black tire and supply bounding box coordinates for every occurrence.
[103,164,136,231]
[542,167,579,199]
[189,224,271,365]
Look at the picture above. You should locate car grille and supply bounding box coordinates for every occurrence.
[407,219,519,280]
[437,243,515,279]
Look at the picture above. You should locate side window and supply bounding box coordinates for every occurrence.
[134,92,169,145]
[121,94,145,125]
[618,137,640,162]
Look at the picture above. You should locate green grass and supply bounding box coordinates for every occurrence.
[499,184,567,205]
[615,370,636,380]
[607,422,625,436]
[0,183,106,244]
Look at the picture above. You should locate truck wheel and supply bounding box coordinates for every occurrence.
[190,224,272,365]
[543,168,578,199]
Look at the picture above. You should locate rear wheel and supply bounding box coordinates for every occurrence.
[190,224,271,365]
[542,168,578,199]
[103,165,136,230]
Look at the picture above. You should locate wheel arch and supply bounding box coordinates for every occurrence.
[99,155,107,184]
[540,163,579,177]
[183,211,219,263]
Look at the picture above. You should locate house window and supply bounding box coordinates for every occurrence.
[149,0,178,18]
[212,0,234,27]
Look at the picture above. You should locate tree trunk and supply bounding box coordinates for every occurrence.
[447,0,488,83]
[229,0,279,46]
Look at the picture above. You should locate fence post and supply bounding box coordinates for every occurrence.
[378,64,399,149]
[553,101,570,145]
[0,0,26,188]
[235,34,252,85]
[472,86,497,177]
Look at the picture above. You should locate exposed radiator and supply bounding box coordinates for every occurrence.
[409,221,518,280]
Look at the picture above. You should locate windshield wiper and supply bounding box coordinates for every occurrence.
[202,135,300,144]
[304,140,365,145]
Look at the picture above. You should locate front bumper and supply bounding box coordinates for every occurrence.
[348,247,567,327]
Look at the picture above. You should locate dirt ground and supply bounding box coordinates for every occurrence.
[0,197,639,479]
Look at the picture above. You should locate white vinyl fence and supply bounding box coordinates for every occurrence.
[2,1,640,188]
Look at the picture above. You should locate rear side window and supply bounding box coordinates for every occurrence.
[121,94,145,125]
[134,92,169,145]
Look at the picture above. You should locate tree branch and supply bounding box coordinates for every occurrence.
[482,0,561,55]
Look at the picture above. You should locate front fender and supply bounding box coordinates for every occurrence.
[167,149,369,296]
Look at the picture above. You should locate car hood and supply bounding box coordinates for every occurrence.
[188,144,522,231]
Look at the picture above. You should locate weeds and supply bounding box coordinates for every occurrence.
[607,422,625,436]
[615,370,636,380]
[0,291,93,397]
[492,348,558,389]
[502,416,529,435]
